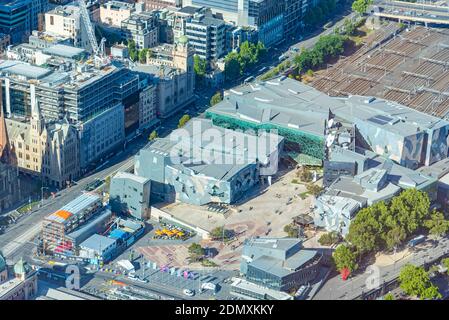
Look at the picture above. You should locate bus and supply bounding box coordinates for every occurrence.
[408,235,426,247]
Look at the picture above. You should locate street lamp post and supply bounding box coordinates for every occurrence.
[41,186,49,207]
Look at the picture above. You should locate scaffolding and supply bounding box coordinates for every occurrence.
[41,193,103,255]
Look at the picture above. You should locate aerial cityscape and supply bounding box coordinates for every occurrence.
[1,0,449,306]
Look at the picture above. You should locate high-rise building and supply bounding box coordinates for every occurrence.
[121,11,159,49]
[184,7,227,61]
[0,0,49,44]
[183,0,284,47]
[44,4,92,51]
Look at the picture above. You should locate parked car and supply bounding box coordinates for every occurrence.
[183,288,195,297]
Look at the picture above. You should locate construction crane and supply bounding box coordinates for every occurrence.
[77,0,107,65]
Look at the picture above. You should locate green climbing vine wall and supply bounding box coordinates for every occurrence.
[206,111,325,160]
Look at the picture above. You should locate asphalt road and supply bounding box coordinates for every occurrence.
[314,236,449,300]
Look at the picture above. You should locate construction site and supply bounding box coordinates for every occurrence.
[311,24,449,119]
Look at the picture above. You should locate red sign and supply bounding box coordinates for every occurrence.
[341,267,350,281]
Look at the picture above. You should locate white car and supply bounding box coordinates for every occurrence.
[183,289,195,297]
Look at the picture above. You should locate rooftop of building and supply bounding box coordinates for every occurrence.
[249,250,318,277]
[45,193,101,225]
[47,4,79,18]
[5,116,74,145]
[0,60,51,79]
[79,234,116,252]
[243,237,301,252]
[142,118,282,181]
[242,238,320,278]
[334,95,449,137]
[42,44,86,59]
[209,77,449,138]
[113,171,150,184]
[102,0,134,10]
[178,5,202,15]
[208,77,340,137]
[324,147,436,204]
[230,277,293,300]
[132,63,180,79]
[0,58,125,90]
[417,157,449,179]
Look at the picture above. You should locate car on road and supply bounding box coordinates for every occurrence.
[278,54,287,62]
[289,46,300,53]
[243,76,255,84]
[324,21,334,29]
[183,288,195,297]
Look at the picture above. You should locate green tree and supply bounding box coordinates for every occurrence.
[352,0,373,15]
[389,189,430,236]
[382,225,407,251]
[332,244,358,273]
[343,18,356,36]
[283,224,299,238]
[138,48,148,63]
[127,39,138,61]
[441,258,449,271]
[210,92,223,106]
[210,226,234,241]
[306,183,322,196]
[384,293,394,300]
[224,51,241,80]
[148,130,158,141]
[193,54,207,84]
[318,231,341,246]
[399,264,441,300]
[188,243,205,262]
[347,203,384,254]
[178,114,190,128]
[424,210,449,237]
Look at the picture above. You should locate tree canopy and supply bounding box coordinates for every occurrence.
[318,231,341,246]
[194,55,207,85]
[332,244,358,273]
[284,224,299,238]
[210,226,234,241]
[148,130,158,141]
[399,264,441,300]
[346,189,441,255]
[210,92,223,106]
[178,114,191,128]
[424,210,449,237]
[188,243,205,262]
[352,0,373,15]
[294,34,346,73]
[224,41,266,80]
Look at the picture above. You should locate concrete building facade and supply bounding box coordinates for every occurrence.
[121,11,159,49]
[110,171,151,220]
[99,1,135,28]
[44,4,92,51]
[134,118,283,205]
[240,238,324,292]
[184,9,227,61]
[133,36,195,118]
